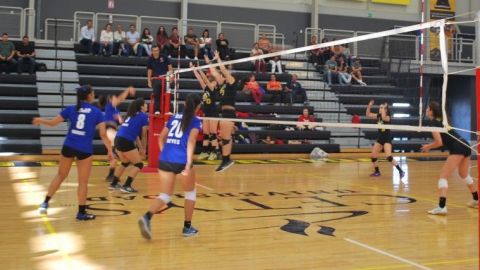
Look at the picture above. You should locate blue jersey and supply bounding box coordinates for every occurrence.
[160,114,202,164]
[116,112,149,142]
[60,102,105,154]
[104,102,120,123]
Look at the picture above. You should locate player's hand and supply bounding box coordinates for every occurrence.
[368,100,375,106]
[128,86,136,96]
[181,166,191,176]
[32,117,42,126]
[203,54,210,64]
[139,149,147,159]
[420,144,430,152]
[107,149,113,160]
[147,80,152,88]
[213,50,220,60]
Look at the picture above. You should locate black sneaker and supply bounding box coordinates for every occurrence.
[108,183,122,190]
[76,212,96,221]
[120,186,138,193]
[105,175,114,182]
[215,160,235,172]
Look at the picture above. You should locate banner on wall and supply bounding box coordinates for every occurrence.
[429,0,456,61]
[371,0,411,5]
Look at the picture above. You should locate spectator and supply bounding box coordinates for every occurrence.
[184,28,199,60]
[261,135,284,145]
[309,35,321,67]
[258,34,271,52]
[199,29,213,59]
[113,24,126,56]
[141,28,154,56]
[125,24,142,57]
[338,58,352,86]
[320,37,333,64]
[155,26,169,56]
[269,54,282,74]
[266,74,283,104]
[352,58,367,86]
[16,35,35,75]
[250,42,265,75]
[342,43,352,66]
[296,108,316,130]
[168,27,181,58]
[242,74,263,105]
[79,20,95,54]
[147,46,173,114]
[324,55,338,87]
[98,23,114,56]
[0,33,16,74]
[285,74,308,104]
[216,33,230,60]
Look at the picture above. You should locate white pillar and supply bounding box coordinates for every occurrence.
[311,0,319,29]
[180,0,188,37]
[27,0,35,38]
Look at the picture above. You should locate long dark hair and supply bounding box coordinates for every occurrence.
[76,85,93,111]
[382,102,391,116]
[181,94,201,133]
[98,95,110,110]
[429,101,442,119]
[126,98,145,118]
[142,28,151,39]
[156,26,168,38]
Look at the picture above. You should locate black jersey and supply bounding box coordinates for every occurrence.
[431,119,471,156]
[376,112,391,144]
[202,86,217,111]
[219,81,238,107]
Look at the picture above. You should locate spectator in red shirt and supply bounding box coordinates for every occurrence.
[266,74,283,104]
[242,74,263,105]
[168,27,181,58]
[297,108,316,130]
[156,26,169,55]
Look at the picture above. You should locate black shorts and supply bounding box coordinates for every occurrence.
[114,136,136,152]
[203,108,219,118]
[61,145,92,160]
[158,161,191,174]
[449,143,471,157]
[221,109,236,119]
[376,135,392,146]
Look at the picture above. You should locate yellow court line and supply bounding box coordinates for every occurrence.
[353,258,478,270]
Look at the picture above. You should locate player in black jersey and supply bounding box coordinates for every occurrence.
[421,101,478,215]
[366,100,405,178]
[191,61,220,161]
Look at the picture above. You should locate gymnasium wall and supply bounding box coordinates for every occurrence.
[446,75,477,141]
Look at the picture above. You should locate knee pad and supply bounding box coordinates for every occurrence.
[462,176,474,185]
[207,134,216,141]
[157,193,171,204]
[387,156,393,162]
[221,138,231,146]
[438,178,448,189]
[184,189,197,201]
[121,162,130,168]
[371,158,378,163]
[134,162,144,170]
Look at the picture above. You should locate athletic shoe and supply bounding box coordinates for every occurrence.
[138,216,152,240]
[182,226,198,237]
[197,152,210,160]
[215,160,235,172]
[39,202,49,215]
[120,186,138,193]
[108,183,122,190]
[105,175,114,182]
[76,212,96,221]
[427,206,447,215]
[467,200,478,208]
[370,172,381,177]
[399,171,405,179]
[208,152,218,161]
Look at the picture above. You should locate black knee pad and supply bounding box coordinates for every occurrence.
[371,158,378,163]
[221,138,231,146]
[207,134,216,141]
[121,162,130,168]
[387,156,393,162]
[134,162,144,170]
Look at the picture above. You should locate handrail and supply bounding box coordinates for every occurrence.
[73,11,95,42]
[95,12,139,35]
[257,24,276,45]
[0,6,24,38]
[179,18,219,37]
[44,18,75,41]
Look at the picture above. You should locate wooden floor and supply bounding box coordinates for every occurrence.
[2,159,478,270]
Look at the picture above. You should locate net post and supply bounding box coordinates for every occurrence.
[476,67,480,237]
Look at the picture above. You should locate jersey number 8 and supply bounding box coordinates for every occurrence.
[76,114,86,129]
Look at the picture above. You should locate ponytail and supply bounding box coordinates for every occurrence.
[76,85,93,111]
[126,98,145,118]
[428,101,442,119]
[181,94,201,133]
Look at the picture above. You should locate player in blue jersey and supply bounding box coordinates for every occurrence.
[33,85,112,221]
[109,98,149,193]
[138,94,202,240]
[98,86,136,181]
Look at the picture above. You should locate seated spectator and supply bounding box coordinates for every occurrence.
[332,39,344,58]
[342,43,352,66]
[199,29,213,60]
[269,54,282,74]
[320,37,333,65]
[324,55,338,87]
[352,58,367,86]
[184,28,199,60]
[309,35,321,67]
[261,136,284,145]
[113,24,126,56]
[99,23,114,56]
[79,20,95,54]
[258,34,271,52]
[296,108,316,130]
[250,42,265,74]
[168,27,181,58]
[266,74,283,104]
[125,24,142,57]
[338,58,352,86]
[242,74,263,105]
[285,74,308,104]
[16,35,36,74]
[141,28,154,56]
[0,33,16,74]
[216,33,230,60]
[156,26,169,56]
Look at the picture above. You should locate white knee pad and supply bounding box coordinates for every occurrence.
[438,178,448,189]
[107,129,116,147]
[462,176,474,185]
[157,193,171,204]
[184,189,197,201]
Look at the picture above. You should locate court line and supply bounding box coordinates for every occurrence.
[353,258,478,270]
[344,238,432,270]
[196,183,214,191]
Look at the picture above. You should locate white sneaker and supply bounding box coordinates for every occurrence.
[194,57,198,60]
[207,152,217,161]
[197,152,210,160]
[185,56,190,59]
[467,200,478,208]
[427,206,447,215]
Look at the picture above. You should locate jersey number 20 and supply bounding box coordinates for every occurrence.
[168,120,183,138]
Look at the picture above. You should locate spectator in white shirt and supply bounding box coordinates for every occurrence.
[79,20,95,54]
[113,24,126,56]
[98,23,114,56]
[140,28,154,56]
[125,24,141,57]
[199,29,213,59]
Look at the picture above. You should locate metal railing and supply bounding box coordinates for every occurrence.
[73,11,95,41]
[219,21,257,51]
[0,6,25,38]
[257,24,277,45]
[44,18,76,41]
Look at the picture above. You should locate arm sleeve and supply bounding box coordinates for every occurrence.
[96,110,106,125]
[60,106,70,120]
